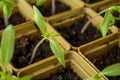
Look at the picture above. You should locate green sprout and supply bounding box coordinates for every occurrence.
[28,6,65,67]
[0,0,14,26]
[85,63,120,80]
[100,6,120,37]
[0,25,30,80]
[81,6,120,37]
[36,0,47,6]
[26,0,46,6]
[36,0,55,15]
[27,0,56,15]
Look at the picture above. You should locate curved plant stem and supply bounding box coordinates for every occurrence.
[86,0,90,3]
[118,39,120,48]
[2,65,6,74]
[81,9,107,34]
[115,17,120,20]
[28,38,46,64]
[52,0,55,15]
[3,14,9,27]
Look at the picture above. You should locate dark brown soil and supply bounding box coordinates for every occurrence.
[92,46,120,80]
[82,0,102,4]
[55,15,102,47]
[38,0,70,17]
[39,67,82,80]
[114,20,120,28]
[12,35,53,68]
[112,12,120,28]
[0,12,26,30]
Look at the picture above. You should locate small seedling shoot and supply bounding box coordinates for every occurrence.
[85,63,120,80]
[81,6,120,37]
[0,0,14,26]
[28,6,65,67]
[28,0,56,15]
[36,0,47,6]
[0,25,30,80]
[36,0,56,15]
[100,6,120,37]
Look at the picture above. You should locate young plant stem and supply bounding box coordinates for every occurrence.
[1,65,6,74]
[81,9,107,34]
[0,63,6,73]
[52,0,55,15]
[118,39,120,48]
[86,0,90,3]
[3,14,9,26]
[115,17,120,20]
[28,38,46,64]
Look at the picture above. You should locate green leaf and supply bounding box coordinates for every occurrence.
[3,4,13,19]
[48,32,59,37]
[108,14,115,27]
[6,72,13,80]
[49,39,65,66]
[1,0,5,2]
[92,74,101,80]
[33,6,47,34]
[19,75,31,80]
[112,6,120,13]
[10,77,18,80]
[5,0,14,4]
[1,25,15,68]
[101,63,120,77]
[88,73,101,80]
[0,48,2,63]
[42,32,59,38]
[115,17,120,20]
[36,0,46,6]
[0,1,5,8]
[100,10,113,37]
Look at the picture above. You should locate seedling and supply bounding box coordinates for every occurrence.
[0,25,30,80]
[36,0,56,15]
[0,0,14,26]
[28,6,65,66]
[85,63,120,80]
[84,0,90,3]
[81,6,120,37]
[26,0,46,5]
[35,0,47,6]
[27,0,56,15]
[100,6,120,37]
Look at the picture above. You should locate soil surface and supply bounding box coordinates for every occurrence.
[55,15,102,47]
[114,20,120,28]
[82,0,102,4]
[0,12,26,30]
[39,67,82,80]
[92,46,120,80]
[12,35,53,68]
[113,12,120,28]
[38,0,70,17]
